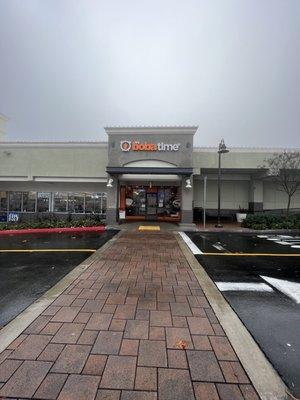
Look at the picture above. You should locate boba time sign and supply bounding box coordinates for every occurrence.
[120,140,180,152]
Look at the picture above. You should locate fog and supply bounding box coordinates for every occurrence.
[0,0,299,147]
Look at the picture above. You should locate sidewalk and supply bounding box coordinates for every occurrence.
[0,231,259,400]
[196,221,251,232]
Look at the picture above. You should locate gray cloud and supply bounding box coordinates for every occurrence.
[0,0,299,147]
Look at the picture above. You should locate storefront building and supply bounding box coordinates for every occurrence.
[0,126,299,225]
[105,127,196,228]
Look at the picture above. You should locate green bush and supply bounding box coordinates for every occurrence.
[242,214,300,230]
[0,216,105,231]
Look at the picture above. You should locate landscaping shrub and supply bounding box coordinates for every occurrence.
[242,214,300,230]
[0,215,105,230]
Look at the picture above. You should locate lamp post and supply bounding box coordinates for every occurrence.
[216,139,229,228]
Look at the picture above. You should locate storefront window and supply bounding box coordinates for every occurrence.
[53,192,68,212]
[85,193,96,213]
[37,192,51,212]
[157,188,165,216]
[23,192,36,212]
[164,187,181,217]
[9,192,22,212]
[125,186,146,216]
[0,191,7,211]
[101,193,107,213]
[68,192,84,213]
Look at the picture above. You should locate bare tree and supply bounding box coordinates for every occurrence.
[261,151,300,217]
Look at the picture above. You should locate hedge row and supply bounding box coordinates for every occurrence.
[0,218,105,230]
[242,214,300,230]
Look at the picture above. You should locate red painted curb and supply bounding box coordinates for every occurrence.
[0,226,106,235]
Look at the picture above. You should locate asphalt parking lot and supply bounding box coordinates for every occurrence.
[186,231,300,398]
[0,230,117,327]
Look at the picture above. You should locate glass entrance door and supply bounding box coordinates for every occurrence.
[121,185,181,221]
[146,193,157,216]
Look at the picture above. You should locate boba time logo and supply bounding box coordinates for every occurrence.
[120,140,180,152]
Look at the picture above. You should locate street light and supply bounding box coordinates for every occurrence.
[216,139,229,228]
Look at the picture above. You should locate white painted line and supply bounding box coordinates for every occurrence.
[261,276,300,304]
[257,235,268,238]
[212,244,226,251]
[278,238,300,242]
[177,235,289,400]
[178,232,203,254]
[277,235,292,239]
[291,245,300,249]
[215,282,273,292]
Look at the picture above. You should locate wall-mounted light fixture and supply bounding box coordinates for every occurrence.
[185,178,192,189]
[107,178,113,188]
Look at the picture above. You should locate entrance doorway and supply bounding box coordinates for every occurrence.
[146,193,157,218]
[119,185,181,222]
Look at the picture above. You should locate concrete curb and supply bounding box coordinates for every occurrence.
[0,231,120,354]
[175,232,290,400]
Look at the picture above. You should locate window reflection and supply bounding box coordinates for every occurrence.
[37,192,51,212]
[23,192,36,212]
[68,192,84,213]
[9,192,22,212]
[0,192,7,211]
[123,186,180,219]
[54,192,68,212]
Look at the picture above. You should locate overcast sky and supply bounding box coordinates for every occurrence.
[0,0,299,147]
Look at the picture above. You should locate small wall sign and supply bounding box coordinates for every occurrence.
[8,212,19,222]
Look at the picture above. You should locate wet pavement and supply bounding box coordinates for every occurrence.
[0,231,259,400]
[0,231,117,327]
[187,231,300,398]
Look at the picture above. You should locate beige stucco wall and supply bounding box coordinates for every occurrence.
[0,141,299,211]
[193,149,271,170]
[0,143,108,179]
[194,179,249,209]
[263,181,300,210]
[0,181,107,193]
[0,142,294,179]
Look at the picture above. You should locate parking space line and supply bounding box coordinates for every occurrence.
[178,232,203,254]
[0,249,96,253]
[261,276,300,304]
[201,252,300,257]
[215,282,274,292]
[212,243,228,251]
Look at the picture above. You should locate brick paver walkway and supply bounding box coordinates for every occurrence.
[0,232,259,400]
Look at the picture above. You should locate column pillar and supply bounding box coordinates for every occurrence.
[248,179,263,212]
[179,176,197,231]
[106,174,119,227]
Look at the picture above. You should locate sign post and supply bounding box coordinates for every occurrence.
[203,176,207,229]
